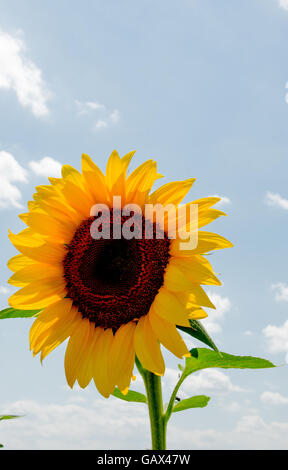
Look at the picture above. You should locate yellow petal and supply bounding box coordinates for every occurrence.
[48,177,63,187]
[61,164,84,187]
[81,153,105,176]
[163,262,193,292]
[64,318,93,388]
[8,263,63,287]
[121,150,136,173]
[188,308,208,320]
[148,307,190,358]
[30,299,70,344]
[36,181,65,204]
[194,209,227,229]
[81,154,109,205]
[170,256,221,286]
[7,254,34,273]
[30,298,74,351]
[39,309,82,361]
[148,179,195,207]
[8,228,45,247]
[26,212,75,243]
[175,200,226,232]
[126,160,160,207]
[189,197,221,211]
[134,315,165,375]
[92,328,115,398]
[174,286,216,310]
[40,322,81,361]
[105,150,126,199]
[76,325,103,389]
[9,233,65,264]
[8,278,66,310]
[18,213,29,224]
[34,196,82,227]
[170,231,233,256]
[34,184,57,200]
[61,180,95,217]
[152,288,190,327]
[27,200,42,212]
[108,321,136,392]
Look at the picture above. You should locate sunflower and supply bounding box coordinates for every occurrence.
[7,150,232,398]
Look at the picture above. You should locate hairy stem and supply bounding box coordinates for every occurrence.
[136,357,166,450]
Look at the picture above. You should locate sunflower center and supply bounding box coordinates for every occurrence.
[92,239,135,284]
[63,212,171,329]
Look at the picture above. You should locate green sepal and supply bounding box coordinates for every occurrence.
[177,319,219,352]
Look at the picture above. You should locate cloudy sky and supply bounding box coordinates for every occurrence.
[0,0,288,450]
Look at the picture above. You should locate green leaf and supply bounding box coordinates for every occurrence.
[184,348,276,377]
[0,415,21,421]
[112,388,147,404]
[177,319,219,352]
[0,308,41,319]
[173,395,210,413]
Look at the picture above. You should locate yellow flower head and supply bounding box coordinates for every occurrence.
[7,150,232,398]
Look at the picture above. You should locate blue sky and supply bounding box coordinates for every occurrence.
[0,0,288,449]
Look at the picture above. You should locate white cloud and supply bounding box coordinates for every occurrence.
[0,285,10,294]
[260,391,288,405]
[279,0,288,11]
[2,395,288,450]
[204,292,232,334]
[244,330,253,336]
[183,369,245,394]
[94,119,109,129]
[271,282,288,302]
[28,156,62,178]
[109,109,120,123]
[0,153,62,208]
[265,191,288,210]
[209,195,231,206]
[0,29,51,117]
[262,320,288,363]
[0,398,148,450]
[222,401,242,413]
[75,99,120,131]
[0,151,28,208]
[75,100,106,115]
[234,414,269,434]
[162,366,244,401]
[93,109,121,131]
[168,413,288,450]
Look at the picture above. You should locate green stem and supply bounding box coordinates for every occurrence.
[163,370,186,430]
[136,357,166,450]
